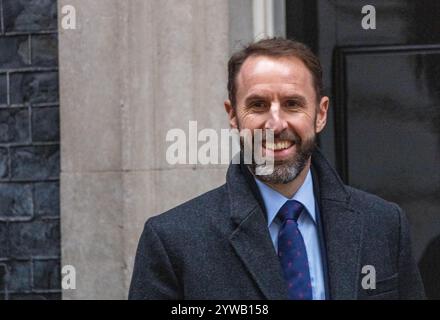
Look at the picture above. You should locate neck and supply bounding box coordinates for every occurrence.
[257,158,311,198]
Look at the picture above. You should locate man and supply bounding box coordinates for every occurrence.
[129,38,425,300]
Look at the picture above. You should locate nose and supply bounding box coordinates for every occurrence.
[264,102,288,134]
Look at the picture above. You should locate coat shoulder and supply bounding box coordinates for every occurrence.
[345,185,402,225]
[145,183,229,234]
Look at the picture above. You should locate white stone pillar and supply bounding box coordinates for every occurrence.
[252,0,286,41]
[59,0,230,299]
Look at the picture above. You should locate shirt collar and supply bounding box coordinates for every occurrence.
[254,169,316,227]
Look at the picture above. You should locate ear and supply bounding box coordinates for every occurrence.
[224,100,238,129]
[315,96,329,133]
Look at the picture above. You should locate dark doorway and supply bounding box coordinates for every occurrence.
[286,0,440,299]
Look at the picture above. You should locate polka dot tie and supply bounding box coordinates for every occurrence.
[277,200,313,300]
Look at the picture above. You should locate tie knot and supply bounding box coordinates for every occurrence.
[278,200,304,223]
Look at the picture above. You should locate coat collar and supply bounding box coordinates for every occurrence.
[226,157,287,299]
[226,148,363,299]
[311,149,363,299]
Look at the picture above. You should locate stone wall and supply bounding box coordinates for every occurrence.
[59,0,232,299]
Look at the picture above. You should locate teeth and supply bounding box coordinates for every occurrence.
[264,140,293,150]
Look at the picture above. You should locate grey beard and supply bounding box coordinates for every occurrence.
[247,134,316,184]
[253,147,311,184]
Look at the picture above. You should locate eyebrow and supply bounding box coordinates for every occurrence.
[244,94,270,104]
[283,95,307,105]
[244,93,307,105]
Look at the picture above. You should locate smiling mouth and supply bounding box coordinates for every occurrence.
[262,140,294,151]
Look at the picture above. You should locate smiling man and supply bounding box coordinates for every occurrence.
[129,38,425,300]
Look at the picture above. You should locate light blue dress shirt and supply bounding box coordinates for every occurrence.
[254,169,326,300]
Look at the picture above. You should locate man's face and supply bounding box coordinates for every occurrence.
[225,55,329,184]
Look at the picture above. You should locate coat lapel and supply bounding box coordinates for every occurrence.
[226,162,288,299]
[312,150,363,299]
[320,199,363,299]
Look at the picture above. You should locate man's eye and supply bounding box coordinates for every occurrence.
[250,101,266,108]
[286,100,299,108]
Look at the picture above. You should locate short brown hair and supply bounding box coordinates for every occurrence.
[227,37,323,107]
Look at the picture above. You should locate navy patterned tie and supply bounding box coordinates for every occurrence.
[277,200,313,300]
